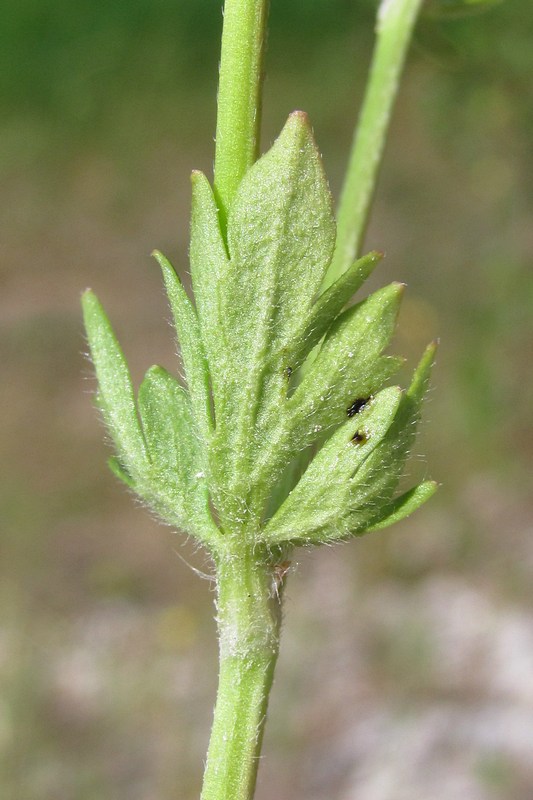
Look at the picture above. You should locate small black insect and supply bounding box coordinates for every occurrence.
[284,366,293,379]
[351,430,368,445]
[346,397,370,417]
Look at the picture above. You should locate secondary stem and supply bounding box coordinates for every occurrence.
[323,0,424,289]
[200,548,284,800]
[214,0,270,228]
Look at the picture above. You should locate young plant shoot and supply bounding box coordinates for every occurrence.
[78,0,501,796]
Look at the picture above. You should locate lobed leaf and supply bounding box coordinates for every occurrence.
[288,282,404,433]
[364,480,438,532]
[250,283,404,506]
[208,112,337,524]
[290,250,383,370]
[82,290,149,481]
[223,111,335,375]
[138,366,196,489]
[154,250,213,449]
[347,341,438,529]
[84,113,436,549]
[262,387,402,545]
[137,365,218,544]
[189,171,230,405]
[260,343,436,546]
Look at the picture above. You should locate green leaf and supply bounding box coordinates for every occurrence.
[347,341,438,525]
[209,112,336,526]
[249,282,404,517]
[82,290,149,480]
[189,171,230,404]
[291,250,383,369]
[406,339,438,406]
[364,480,438,532]
[262,387,402,545]
[137,365,218,544]
[288,282,404,435]
[138,366,196,486]
[223,111,335,373]
[154,250,213,448]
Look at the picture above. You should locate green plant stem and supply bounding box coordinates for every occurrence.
[200,547,284,800]
[323,0,424,289]
[214,0,270,229]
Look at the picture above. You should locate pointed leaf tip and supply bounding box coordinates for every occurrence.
[151,249,167,267]
[277,109,317,150]
[262,385,404,546]
[366,480,438,532]
[407,340,438,403]
[287,109,310,125]
[81,288,100,317]
[82,289,149,477]
[155,249,213,443]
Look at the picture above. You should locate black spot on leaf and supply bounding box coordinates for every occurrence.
[347,397,370,417]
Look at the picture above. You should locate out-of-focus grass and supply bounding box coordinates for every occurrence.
[1,1,533,798]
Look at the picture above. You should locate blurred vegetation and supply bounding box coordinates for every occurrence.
[1,1,532,799]
[3,1,531,171]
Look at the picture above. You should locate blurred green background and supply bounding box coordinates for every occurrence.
[1,1,532,798]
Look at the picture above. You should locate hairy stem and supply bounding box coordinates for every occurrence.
[200,548,284,800]
[214,0,270,229]
[323,0,424,289]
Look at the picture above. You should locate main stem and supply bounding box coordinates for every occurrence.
[200,549,283,800]
[214,0,270,229]
[323,0,424,289]
[203,4,277,798]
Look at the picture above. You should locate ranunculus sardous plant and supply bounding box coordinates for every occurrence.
[81,0,495,796]
[83,112,436,551]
